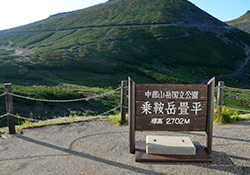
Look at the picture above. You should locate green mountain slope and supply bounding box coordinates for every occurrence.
[0,0,249,87]
[226,11,250,34]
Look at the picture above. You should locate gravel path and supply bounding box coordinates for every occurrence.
[0,121,249,175]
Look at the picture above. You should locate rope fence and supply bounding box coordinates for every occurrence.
[224,96,250,103]
[9,114,40,122]
[5,105,121,123]
[0,114,8,119]
[95,105,121,117]
[222,106,250,113]
[120,105,128,109]
[224,86,250,91]
[0,105,122,122]
[1,80,248,134]
[216,81,250,115]
[0,81,129,134]
[4,86,121,103]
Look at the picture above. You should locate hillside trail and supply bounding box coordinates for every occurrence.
[217,43,250,79]
[0,22,231,36]
[197,43,250,84]
[11,48,33,57]
[0,22,231,58]
[0,46,32,57]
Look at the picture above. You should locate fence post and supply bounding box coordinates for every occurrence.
[5,83,16,134]
[216,81,224,115]
[120,80,127,124]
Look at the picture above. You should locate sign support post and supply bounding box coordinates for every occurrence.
[128,77,136,154]
[206,77,215,154]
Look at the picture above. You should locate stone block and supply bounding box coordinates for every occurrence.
[146,136,196,155]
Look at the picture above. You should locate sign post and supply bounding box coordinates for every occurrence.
[206,77,215,154]
[128,77,215,162]
[128,77,136,154]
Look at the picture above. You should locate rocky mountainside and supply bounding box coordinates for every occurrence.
[226,11,250,34]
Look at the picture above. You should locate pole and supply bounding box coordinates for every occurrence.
[206,77,215,154]
[5,83,16,134]
[216,81,224,115]
[128,77,135,154]
[120,80,127,124]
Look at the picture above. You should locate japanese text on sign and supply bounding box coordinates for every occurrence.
[141,101,202,115]
[134,82,209,131]
[145,90,199,99]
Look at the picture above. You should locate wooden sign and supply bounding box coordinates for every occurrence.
[128,77,215,158]
[136,84,208,131]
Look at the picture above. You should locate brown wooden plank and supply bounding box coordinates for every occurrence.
[128,77,136,154]
[206,77,215,154]
[135,141,213,162]
[135,116,207,131]
[136,84,208,101]
[136,100,207,116]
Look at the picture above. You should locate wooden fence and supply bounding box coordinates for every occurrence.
[216,81,250,115]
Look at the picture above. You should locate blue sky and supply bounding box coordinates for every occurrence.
[188,0,250,22]
[0,0,249,30]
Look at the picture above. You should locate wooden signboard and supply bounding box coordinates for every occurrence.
[128,77,215,162]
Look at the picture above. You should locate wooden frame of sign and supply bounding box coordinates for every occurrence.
[128,77,215,162]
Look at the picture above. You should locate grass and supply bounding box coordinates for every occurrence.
[16,126,23,134]
[2,106,249,135]
[0,0,249,88]
[14,111,125,134]
[16,117,95,133]
[0,49,15,56]
[104,112,128,126]
[0,27,249,87]
[227,11,250,33]
[0,0,193,33]
[0,0,249,129]
[12,106,250,135]
[223,88,250,111]
[0,129,6,135]
[0,83,249,128]
[214,108,249,125]
[0,83,120,128]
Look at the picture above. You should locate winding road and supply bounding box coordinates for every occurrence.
[217,44,250,79]
[0,22,232,36]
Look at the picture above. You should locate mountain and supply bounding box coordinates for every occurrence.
[0,0,250,87]
[226,11,250,34]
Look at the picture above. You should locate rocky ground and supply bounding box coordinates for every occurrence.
[0,120,249,175]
